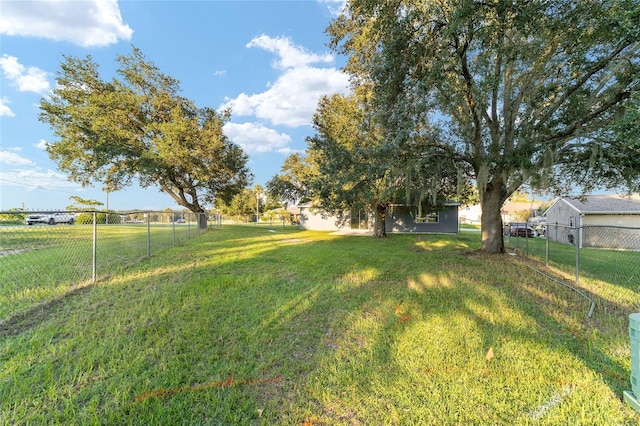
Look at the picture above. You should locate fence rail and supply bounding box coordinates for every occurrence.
[0,210,217,322]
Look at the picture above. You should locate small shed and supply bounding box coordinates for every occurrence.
[298,203,459,234]
[544,194,640,248]
[386,203,459,233]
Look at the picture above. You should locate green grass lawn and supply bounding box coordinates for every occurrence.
[1,225,639,424]
[0,223,203,321]
[506,233,640,301]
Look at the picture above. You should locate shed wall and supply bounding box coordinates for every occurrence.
[386,205,458,233]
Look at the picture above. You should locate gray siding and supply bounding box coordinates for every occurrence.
[386,205,458,233]
[544,199,580,245]
[544,196,640,249]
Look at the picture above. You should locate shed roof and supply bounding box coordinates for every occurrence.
[558,194,640,214]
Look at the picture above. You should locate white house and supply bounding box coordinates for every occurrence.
[298,204,363,231]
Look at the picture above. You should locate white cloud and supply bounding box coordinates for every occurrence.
[0,97,15,117]
[233,66,350,127]
[223,35,350,128]
[276,146,304,155]
[0,167,78,191]
[0,0,133,47]
[247,35,333,70]
[317,0,347,17]
[223,122,292,154]
[35,139,49,150]
[0,54,51,93]
[0,150,35,166]
[213,70,227,77]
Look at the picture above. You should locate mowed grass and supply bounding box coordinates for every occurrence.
[1,226,639,424]
[0,223,201,321]
[506,233,640,301]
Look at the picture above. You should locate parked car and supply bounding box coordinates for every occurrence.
[175,218,186,223]
[534,222,547,236]
[509,223,536,238]
[25,212,75,225]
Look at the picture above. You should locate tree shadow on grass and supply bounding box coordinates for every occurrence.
[262,235,638,424]
[0,281,94,338]
[1,229,638,424]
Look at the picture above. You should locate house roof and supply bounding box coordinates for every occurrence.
[555,194,640,215]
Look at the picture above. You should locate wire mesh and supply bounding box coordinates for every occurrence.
[507,222,640,292]
[0,210,215,322]
[579,225,640,290]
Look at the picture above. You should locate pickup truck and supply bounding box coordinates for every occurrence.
[25,212,76,225]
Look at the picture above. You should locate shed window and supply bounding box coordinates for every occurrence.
[415,211,439,224]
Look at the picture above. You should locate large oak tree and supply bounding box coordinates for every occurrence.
[39,48,251,229]
[328,0,640,253]
[306,87,468,237]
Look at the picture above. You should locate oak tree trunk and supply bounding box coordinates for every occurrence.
[480,182,506,254]
[194,208,208,230]
[374,202,387,238]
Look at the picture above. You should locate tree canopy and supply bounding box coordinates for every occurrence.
[39,48,251,228]
[266,153,312,208]
[306,88,390,237]
[218,186,262,223]
[305,87,469,237]
[65,195,104,211]
[328,0,640,252]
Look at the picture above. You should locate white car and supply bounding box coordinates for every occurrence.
[25,212,76,225]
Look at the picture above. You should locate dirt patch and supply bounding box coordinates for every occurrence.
[0,249,29,258]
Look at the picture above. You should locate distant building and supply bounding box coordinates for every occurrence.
[459,204,482,225]
[299,203,459,234]
[298,204,367,231]
[544,194,640,248]
[458,201,544,225]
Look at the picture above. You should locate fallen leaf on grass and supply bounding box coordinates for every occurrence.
[486,347,494,361]
[400,314,412,323]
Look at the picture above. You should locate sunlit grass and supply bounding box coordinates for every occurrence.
[0,223,206,321]
[1,225,638,424]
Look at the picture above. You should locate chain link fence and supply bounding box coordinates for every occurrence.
[0,210,218,322]
[506,222,640,312]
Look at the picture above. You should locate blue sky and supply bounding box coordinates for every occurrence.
[0,0,349,211]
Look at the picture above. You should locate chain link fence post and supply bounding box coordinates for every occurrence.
[545,227,549,266]
[93,211,97,283]
[575,224,580,285]
[147,211,151,257]
[172,215,176,247]
[0,209,213,323]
